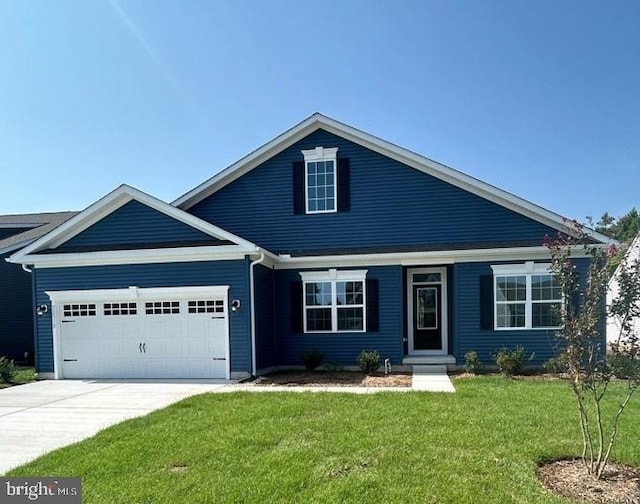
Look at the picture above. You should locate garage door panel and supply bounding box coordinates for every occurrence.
[56,290,229,379]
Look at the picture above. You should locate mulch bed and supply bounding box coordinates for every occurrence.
[249,371,412,388]
[538,459,640,503]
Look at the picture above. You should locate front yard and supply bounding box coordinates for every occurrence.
[8,376,640,503]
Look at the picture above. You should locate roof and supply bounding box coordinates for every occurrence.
[7,184,271,267]
[173,113,611,244]
[0,212,78,255]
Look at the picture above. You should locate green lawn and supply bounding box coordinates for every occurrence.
[8,377,640,503]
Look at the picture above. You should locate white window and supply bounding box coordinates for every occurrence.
[300,269,367,333]
[492,262,562,330]
[302,147,338,214]
[63,304,96,317]
[104,302,137,316]
[145,301,180,315]
[188,300,224,314]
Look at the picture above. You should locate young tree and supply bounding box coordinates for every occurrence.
[545,221,640,479]
[593,207,640,244]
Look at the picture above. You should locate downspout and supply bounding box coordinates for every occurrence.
[22,264,32,273]
[249,252,265,377]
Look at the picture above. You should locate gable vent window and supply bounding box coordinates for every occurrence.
[63,304,96,317]
[188,300,224,314]
[104,302,137,316]
[145,301,180,315]
[299,269,367,333]
[302,147,338,213]
[293,146,350,215]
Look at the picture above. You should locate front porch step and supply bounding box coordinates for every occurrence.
[402,355,456,366]
[412,365,448,374]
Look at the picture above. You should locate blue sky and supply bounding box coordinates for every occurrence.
[1,0,638,223]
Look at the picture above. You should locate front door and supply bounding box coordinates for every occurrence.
[413,285,441,350]
[408,268,448,354]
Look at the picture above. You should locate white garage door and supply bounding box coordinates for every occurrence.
[48,286,230,379]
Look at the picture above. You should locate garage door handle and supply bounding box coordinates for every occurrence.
[212,357,226,361]
[61,320,75,323]
[139,343,143,353]
[142,343,146,353]
[63,359,78,362]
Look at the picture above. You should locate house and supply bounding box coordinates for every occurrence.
[7,114,610,380]
[607,233,640,347]
[0,212,77,362]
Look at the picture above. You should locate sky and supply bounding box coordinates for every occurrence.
[0,0,638,224]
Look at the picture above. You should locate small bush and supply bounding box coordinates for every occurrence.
[543,354,567,374]
[608,352,640,379]
[301,349,324,371]
[324,362,344,373]
[464,351,482,374]
[0,356,17,383]
[493,346,526,377]
[357,349,380,375]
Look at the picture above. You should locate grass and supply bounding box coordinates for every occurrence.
[0,366,35,389]
[8,376,640,503]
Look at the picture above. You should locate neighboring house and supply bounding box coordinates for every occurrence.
[607,233,640,347]
[0,212,77,362]
[7,114,610,380]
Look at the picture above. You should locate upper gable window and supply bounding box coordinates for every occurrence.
[302,147,338,214]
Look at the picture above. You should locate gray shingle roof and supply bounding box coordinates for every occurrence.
[0,212,78,254]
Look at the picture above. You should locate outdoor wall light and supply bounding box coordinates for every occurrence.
[36,304,48,316]
[231,299,241,312]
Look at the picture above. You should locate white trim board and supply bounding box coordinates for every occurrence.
[274,246,591,269]
[172,113,610,244]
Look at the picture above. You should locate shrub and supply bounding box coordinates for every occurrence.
[0,356,17,383]
[543,354,567,374]
[301,349,324,371]
[493,346,526,377]
[357,349,380,374]
[464,351,482,374]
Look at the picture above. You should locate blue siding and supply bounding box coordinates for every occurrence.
[33,259,251,374]
[60,200,219,249]
[190,129,557,253]
[254,264,276,370]
[274,266,404,367]
[453,258,595,366]
[0,253,34,362]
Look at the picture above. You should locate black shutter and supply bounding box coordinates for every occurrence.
[293,161,305,214]
[291,281,303,332]
[366,278,379,332]
[479,275,494,330]
[337,158,350,211]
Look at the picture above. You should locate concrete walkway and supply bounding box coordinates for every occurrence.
[411,365,456,392]
[0,380,228,475]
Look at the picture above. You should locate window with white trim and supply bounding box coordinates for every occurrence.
[492,262,562,330]
[302,147,338,214]
[300,269,366,332]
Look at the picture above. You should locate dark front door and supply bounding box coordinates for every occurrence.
[413,284,442,350]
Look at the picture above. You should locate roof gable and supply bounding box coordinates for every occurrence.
[8,185,260,265]
[54,199,226,253]
[173,113,609,244]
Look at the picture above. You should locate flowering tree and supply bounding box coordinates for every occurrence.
[545,221,640,479]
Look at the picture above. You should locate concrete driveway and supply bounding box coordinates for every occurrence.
[0,379,229,475]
